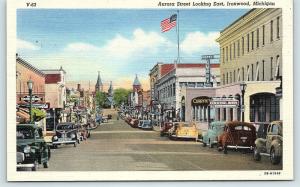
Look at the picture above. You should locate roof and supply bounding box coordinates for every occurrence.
[16,57,45,77]
[133,74,141,86]
[96,71,103,86]
[160,63,220,77]
[226,121,255,129]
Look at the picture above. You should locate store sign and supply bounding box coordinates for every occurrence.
[191,96,211,106]
[210,98,239,107]
[18,103,49,109]
[21,95,41,102]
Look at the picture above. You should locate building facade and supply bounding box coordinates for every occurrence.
[156,63,220,116]
[215,8,282,123]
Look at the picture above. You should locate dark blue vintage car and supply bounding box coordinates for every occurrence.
[52,123,78,148]
[17,124,50,171]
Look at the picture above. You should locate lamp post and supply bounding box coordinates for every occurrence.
[27,79,33,123]
[240,82,247,122]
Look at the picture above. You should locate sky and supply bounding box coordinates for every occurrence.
[17,9,249,90]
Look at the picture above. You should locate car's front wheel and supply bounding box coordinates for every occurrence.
[270,148,281,165]
[31,160,38,171]
[43,161,49,168]
[253,147,261,161]
[223,145,228,154]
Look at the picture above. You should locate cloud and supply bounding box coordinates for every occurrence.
[64,42,100,52]
[17,39,40,50]
[181,32,219,54]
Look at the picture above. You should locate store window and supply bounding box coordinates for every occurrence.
[250,93,280,122]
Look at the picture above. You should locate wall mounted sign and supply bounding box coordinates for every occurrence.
[191,96,211,106]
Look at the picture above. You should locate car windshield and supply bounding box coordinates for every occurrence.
[57,124,74,130]
[17,129,34,139]
[234,125,252,131]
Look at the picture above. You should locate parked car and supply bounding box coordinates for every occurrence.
[254,120,282,165]
[140,120,153,130]
[52,122,78,148]
[217,121,256,154]
[170,122,199,141]
[160,122,174,137]
[16,124,50,171]
[202,121,225,148]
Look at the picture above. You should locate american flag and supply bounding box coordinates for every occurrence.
[161,14,177,32]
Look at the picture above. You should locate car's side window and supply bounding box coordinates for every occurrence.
[267,124,272,134]
[271,124,279,135]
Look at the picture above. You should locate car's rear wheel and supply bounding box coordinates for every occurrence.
[202,142,207,147]
[209,140,214,148]
[270,148,281,165]
[74,143,77,147]
[253,147,261,161]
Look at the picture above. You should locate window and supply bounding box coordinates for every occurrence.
[270,20,274,42]
[270,57,273,80]
[238,68,240,81]
[230,72,232,83]
[256,61,260,81]
[173,83,175,96]
[242,37,244,55]
[277,16,280,39]
[275,55,280,77]
[247,34,250,52]
[233,70,236,82]
[262,25,265,45]
[251,31,254,50]
[226,72,228,84]
[238,40,240,57]
[271,124,279,134]
[226,46,228,62]
[222,48,225,63]
[234,42,236,58]
[256,28,259,48]
[230,44,232,60]
[223,74,225,85]
[251,64,254,81]
[247,65,250,81]
[242,67,245,81]
[262,60,265,81]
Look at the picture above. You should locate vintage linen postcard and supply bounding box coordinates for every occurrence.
[7,0,293,181]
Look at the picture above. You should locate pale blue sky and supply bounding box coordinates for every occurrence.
[17,9,249,88]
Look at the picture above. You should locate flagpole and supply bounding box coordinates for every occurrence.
[176,10,180,64]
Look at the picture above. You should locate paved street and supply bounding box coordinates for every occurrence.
[40,109,282,171]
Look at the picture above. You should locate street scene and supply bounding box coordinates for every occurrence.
[16,8,283,172]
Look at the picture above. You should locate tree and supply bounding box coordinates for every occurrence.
[113,88,131,107]
[95,91,107,108]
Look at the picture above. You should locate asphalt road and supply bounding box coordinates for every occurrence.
[39,109,282,171]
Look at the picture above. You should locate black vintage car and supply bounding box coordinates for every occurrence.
[52,123,78,148]
[16,124,50,171]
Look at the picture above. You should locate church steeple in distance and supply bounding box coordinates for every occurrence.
[95,71,103,92]
[133,74,141,91]
[108,81,113,96]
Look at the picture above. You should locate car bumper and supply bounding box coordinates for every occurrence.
[53,140,76,144]
[17,163,35,168]
[171,135,197,139]
[226,145,254,149]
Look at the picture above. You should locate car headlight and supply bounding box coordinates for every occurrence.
[53,136,58,141]
[23,145,31,153]
[71,133,76,139]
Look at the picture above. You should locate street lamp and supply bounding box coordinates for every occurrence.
[27,79,34,123]
[240,82,247,122]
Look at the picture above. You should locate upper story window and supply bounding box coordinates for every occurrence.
[251,31,254,50]
[247,34,250,52]
[230,44,232,60]
[256,28,259,48]
[277,16,280,39]
[242,37,244,55]
[262,25,265,45]
[222,48,225,63]
[226,46,228,62]
[270,20,274,42]
[233,42,236,59]
[238,40,240,57]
